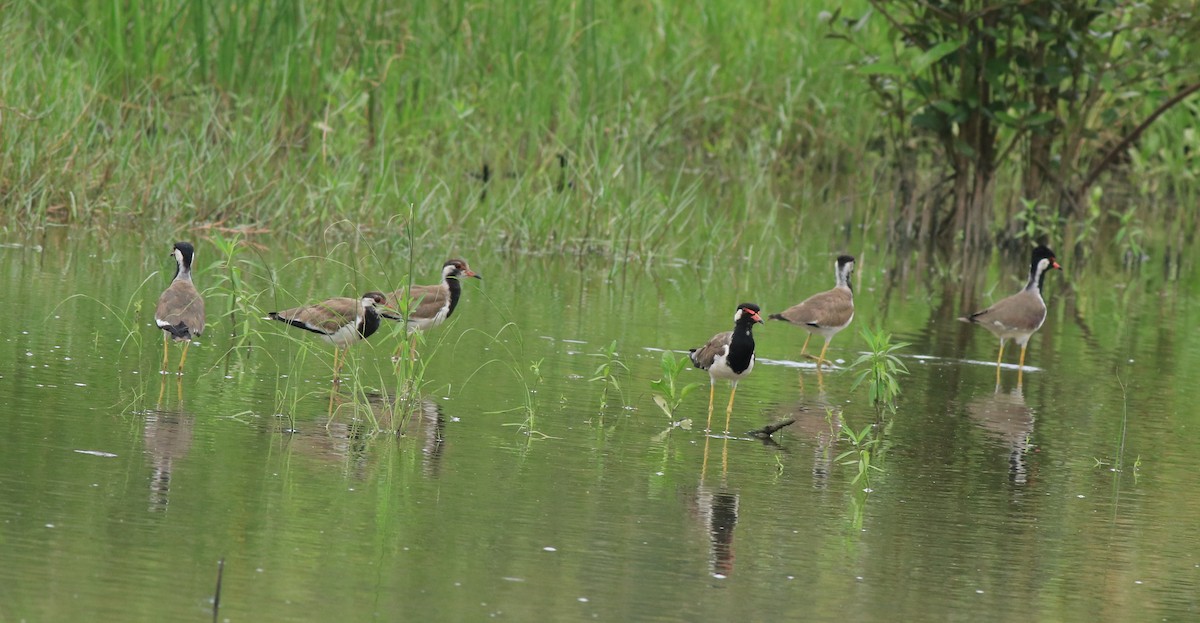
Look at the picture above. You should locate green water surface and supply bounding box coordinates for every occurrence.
[1,229,1197,622]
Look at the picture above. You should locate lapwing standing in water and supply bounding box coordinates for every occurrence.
[380,259,481,357]
[267,292,387,382]
[769,255,855,371]
[155,242,206,374]
[689,303,764,434]
[959,245,1061,385]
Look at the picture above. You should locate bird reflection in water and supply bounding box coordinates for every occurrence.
[292,395,451,479]
[156,374,186,408]
[143,406,194,512]
[771,387,840,489]
[689,436,739,578]
[286,416,373,480]
[967,385,1035,485]
[411,399,447,478]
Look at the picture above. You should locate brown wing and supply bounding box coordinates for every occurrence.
[774,287,853,328]
[269,297,359,335]
[689,331,732,371]
[383,283,449,320]
[155,280,205,338]
[964,290,1045,332]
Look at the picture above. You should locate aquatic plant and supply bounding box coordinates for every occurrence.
[461,324,553,441]
[499,358,550,441]
[589,340,628,411]
[383,286,431,407]
[207,233,271,351]
[849,326,910,413]
[835,419,882,491]
[1109,371,1135,476]
[650,351,702,422]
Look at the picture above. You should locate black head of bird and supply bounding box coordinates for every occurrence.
[1030,246,1062,286]
[171,241,196,276]
[835,255,855,286]
[734,303,764,325]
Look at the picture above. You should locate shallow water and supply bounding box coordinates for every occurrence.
[1,229,1198,622]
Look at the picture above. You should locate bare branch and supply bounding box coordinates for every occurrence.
[1078,81,1200,194]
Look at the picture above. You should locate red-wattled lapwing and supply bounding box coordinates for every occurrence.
[959,245,1061,385]
[689,303,764,434]
[769,255,855,371]
[380,259,481,356]
[267,292,387,382]
[155,242,206,375]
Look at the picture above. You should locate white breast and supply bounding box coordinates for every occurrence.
[321,315,365,347]
[407,303,450,332]
[707,346,755,381]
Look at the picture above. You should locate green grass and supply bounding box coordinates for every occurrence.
[1,1,1196,260]
[0,1,878,250]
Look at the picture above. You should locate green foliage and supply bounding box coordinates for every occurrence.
[834,417,883,490]
[650,351,702,421]
[1112,205,1146,261]
[3,1,1197,258]
[834,1,1200,247]
[385,291,430,403]
[1065,185,1104,256]
[1012,198,1058,245]
[849,326,910,413]
[589,340,629,410]
[207,233,269,351]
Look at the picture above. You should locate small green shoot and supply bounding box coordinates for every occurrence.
[589,340,628,410]
[834,419,883,491]
[650,351,702,422]
[499,358,555,441]
[849,326,910,413]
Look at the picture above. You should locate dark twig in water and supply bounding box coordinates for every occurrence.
[212,557,225,623]
[747,419,795,439]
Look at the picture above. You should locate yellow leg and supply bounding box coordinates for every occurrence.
[800,334,812,358]
[161,333,170,372]
[332,348,343,383]
[721,436,729,475]
[723,381,738,434]
[178,340,191,374]
[157,375,167,407]
[701,434,712,479]
[176,375,184,405]
[705,380,716,432]
[995,340,1006,385]
[1017,344,1028,386]
[815,340,831,371]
